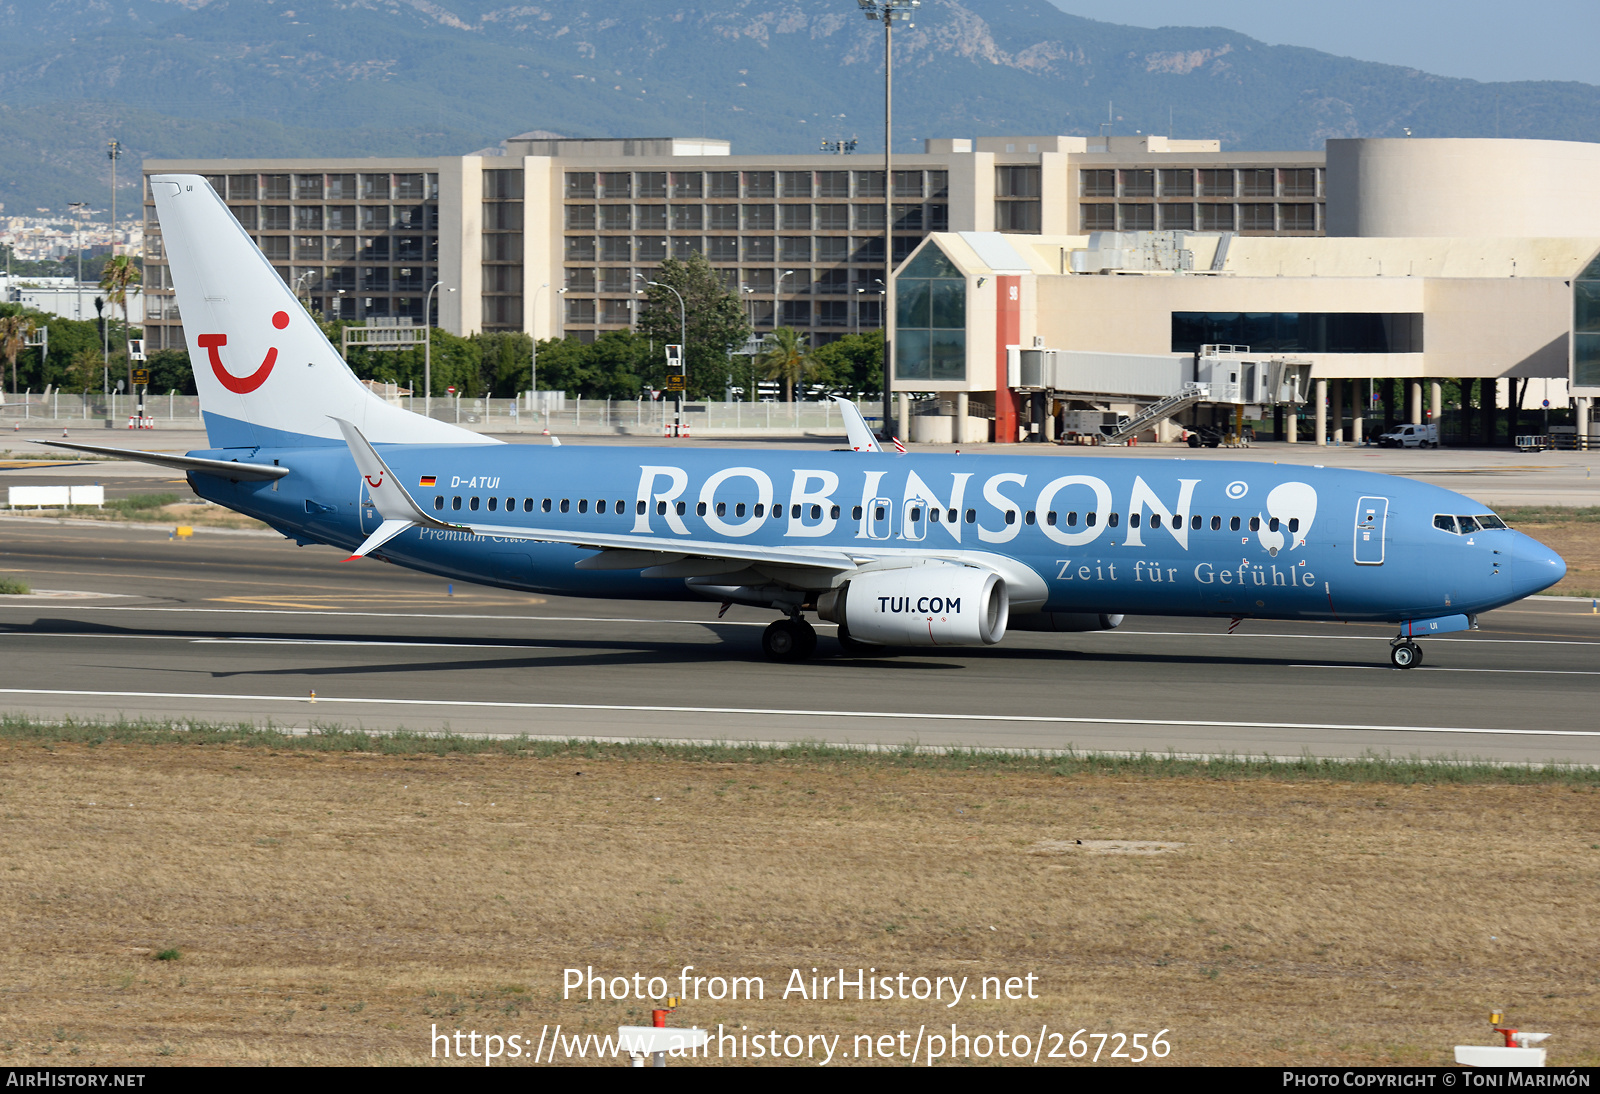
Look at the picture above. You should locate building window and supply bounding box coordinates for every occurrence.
[1171,312,1424,354]
[781,204,812,230]
[326,174,356,200]
[565,268,595,292]
[636,171,666,198]
[1118,204,1154,231]
[1080,170,1115,197]
[360,174,390,200]
[395,173,427,200]
[743,236,775,261]
[743,204,775,230]
[893,170,924,198]
[564,236,595,262]
[780,237,812,262]
[294,236,323,260]
[1240,204,1276,232]
[1573,251,1600,388]
[997,201,1041,233]
[895,244,966,382]
[599,205,631,231]
[230,206,258,230]
[1159,204,1194,230]
[781,171,813,198]
[1081,204,1114,231]
[780,300,811,326]
[996,166,1040,198]
[601,299,632,324]
[599,172,631,199]
[708,171,740,198]
[1198,204,1234,231]
[817,171,849,198]
[928,204,949,231]
[599,268,633,293]
[817,301,848,327]
[637,238,667,262]
[261,206,291,231]
[1198,170,1234,197]
[228,175,258,201]
[708,237,739,262]
[565,298,595,324]
[1240,169,1276,197]
[600,237,632,262]
[816,268,848,294]
[1121,169,1154,197]
[854,170,885,198]
[1159,169,1193,197]
[853,237,885,262]
[1280,204,1316,232]
[744,171,775,198]
[1282,169,1318,198]
[566,172,595,199]
[672,205,703,230]
[262,174,291,200]
[566,205,596,230]
[671,172,702,198]
[929,171,949,199]
[815,204,848,231]
[636,205,666,231]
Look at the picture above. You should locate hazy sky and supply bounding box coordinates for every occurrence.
[1048,1,1599,85]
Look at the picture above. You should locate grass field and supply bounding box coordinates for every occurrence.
[0,725,1595,1067]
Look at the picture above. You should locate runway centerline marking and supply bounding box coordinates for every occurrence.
[0,688,1595,739]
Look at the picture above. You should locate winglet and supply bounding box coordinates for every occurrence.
[330,416,470,540]
[831,396,882,452]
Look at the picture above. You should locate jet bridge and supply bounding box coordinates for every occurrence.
[1013,345,1312,442]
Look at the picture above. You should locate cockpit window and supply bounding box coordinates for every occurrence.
[1433,515,1457,533]
[1456,515,1481,534]
[1435,513,1505,534]
[1475,514,1507,530]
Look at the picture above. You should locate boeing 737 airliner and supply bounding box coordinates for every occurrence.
[51,175,1567,667]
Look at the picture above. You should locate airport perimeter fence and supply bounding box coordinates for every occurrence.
[0,393,883,437]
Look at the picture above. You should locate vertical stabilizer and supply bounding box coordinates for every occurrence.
[150,174,497,448]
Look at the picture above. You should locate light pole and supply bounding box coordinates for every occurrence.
[107,140,121,259]
[423,282,454,419]
[857,0,918,436]
[529,282,565,406]
[645,278,687,430]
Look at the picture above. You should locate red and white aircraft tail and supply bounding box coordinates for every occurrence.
[148,173,494,449]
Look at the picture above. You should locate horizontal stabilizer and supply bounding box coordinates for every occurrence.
[346,518,415,561]
[43,439,288,480]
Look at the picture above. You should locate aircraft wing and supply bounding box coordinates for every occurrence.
[42,439,290,481]
[831,395,882,452]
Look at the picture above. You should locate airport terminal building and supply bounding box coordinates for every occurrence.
[142,134,1600,444]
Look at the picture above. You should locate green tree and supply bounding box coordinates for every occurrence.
[68,347,105,395]
[756,327,818,403]
[811,331,884,397]
[0,313,35,395]
[636,252,751,400]
[98,254,141,393]
[146,348,195,395]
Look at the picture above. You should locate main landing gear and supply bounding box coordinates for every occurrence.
[762,616,817,662]
[1389,639,1425,669]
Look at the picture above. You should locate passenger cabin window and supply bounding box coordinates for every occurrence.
[852,506,863,520]
[470,497,480,511]
[560,499,570,513]
[524,498,534,512]
[1268,517,1279,532]
[1024,510,1036,525]
[1229,516,1241,531]
[696,502,707,517]
[452,496,462,510]
[965,509,976,523]
[578,499,589,514]
[1108,512,1119,528]
[1086,512,1097,527]
[1249,516,1260,531]
[542,498,552,512]
[1211,516,1221,531]
[1191,515,1201,530]
[487,497,498,512]
[636,500,646,515]
[1289,518,1300,533]
[1129,513,1142,529]
[433,496,444,510]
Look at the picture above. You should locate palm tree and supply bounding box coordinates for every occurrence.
[0,313,35,397]
[98,255,141,392]
[756,326,817,403]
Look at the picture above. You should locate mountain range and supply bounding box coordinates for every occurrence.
[1,0,1598,218]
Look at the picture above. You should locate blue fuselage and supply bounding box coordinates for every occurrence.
[187,443,1566,624]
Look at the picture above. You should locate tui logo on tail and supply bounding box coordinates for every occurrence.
[197,310,288,394]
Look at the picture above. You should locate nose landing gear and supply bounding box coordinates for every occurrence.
[762,615,817,662]
[1389,639,1424,669]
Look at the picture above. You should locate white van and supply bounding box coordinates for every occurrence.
[1377,423,1439,448]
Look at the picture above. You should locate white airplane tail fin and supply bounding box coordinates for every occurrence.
[149,174,495,449]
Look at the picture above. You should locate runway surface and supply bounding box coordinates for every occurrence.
[0,521,1596,765]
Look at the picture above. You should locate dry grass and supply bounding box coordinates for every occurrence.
[0,737,1595,1067]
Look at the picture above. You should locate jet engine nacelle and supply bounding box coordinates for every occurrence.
[818,565,1008,647]
[1007,612,1125,632]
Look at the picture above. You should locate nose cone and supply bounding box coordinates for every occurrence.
[1510,531,1566,598]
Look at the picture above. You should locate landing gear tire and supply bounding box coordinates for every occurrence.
[762,618,817,662]
[1390,641,1422,669]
